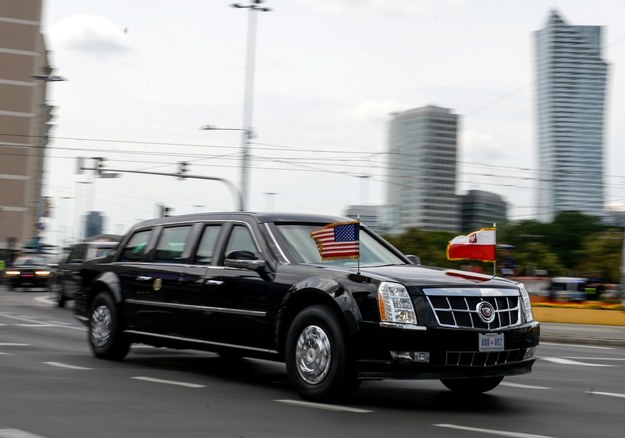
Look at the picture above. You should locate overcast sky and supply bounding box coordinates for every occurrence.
[40,0,625,246]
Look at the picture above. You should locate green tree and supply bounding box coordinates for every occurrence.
[574,229,624,283]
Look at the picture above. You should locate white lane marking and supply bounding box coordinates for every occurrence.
[131,376,206,388]
[540,342,613,350]
[0,429,47,438]
[43,361,93,370]
[0,343,31,346]
[0,312,84,331]
[275,399,372,413]
[434,423,556,438]
[0,352,10,355]
[540,356,615,367]
[565,357,625,361]
[34,296,55,306]
[586,390,625,399]
[501,382,551,390]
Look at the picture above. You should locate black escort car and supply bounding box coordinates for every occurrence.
[74,212,540,401]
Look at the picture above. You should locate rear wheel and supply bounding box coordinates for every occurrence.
[441,376,503,394]
[286,305,359,401]
[88,291,130,360]
[52,280,66,308]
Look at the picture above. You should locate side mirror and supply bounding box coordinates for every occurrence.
[224,250,273,280]
[406,254,421,266]
[224,250,266,271]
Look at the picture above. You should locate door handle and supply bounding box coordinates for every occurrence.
[136,276,152,281]
[205,279,224,286]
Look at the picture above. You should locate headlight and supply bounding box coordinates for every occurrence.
[35,270,51,277]
[5,270,20,277]
[378,282,418,326]
[519,284,534,322]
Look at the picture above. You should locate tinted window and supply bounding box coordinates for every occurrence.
[119,230,152,262]
[194,225,221,265]
[68,244,87,262]
[154,226,192,263]
[223,225,260,261]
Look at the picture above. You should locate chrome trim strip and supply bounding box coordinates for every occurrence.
[379,322,427,331]
[125,330,278,354]
[125,299,267,317]
[423,288,519,297]
[264,223,290,264]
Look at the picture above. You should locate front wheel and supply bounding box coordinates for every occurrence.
[440,376,503,394]
[88,291,130,360]
[285,306,359,401]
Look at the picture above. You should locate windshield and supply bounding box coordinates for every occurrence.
[275,224,407,268]
[13,256,48,266]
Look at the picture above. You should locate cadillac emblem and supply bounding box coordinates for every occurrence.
[476,301,496,324]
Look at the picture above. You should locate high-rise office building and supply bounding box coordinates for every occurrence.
[0,0,52,255]
[534,10,609,222]
[460,190,508,234]
[386,105,460,233]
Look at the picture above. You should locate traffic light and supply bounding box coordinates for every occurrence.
[178,161,188,179]
[159,204,173,217]
[95,157,105,176]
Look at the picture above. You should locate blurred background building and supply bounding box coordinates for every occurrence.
[534,10,609,222]
[385,105,460,233]
[460,190,508,233]
[0,0,53,257]
[344,204,383,234]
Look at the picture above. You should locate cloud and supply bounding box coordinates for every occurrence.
[49,14,130,55]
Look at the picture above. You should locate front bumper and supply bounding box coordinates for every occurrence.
[355,321,540,380]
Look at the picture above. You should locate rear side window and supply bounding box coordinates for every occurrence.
[119,230,152,262]
[154,226,192,263]
[194,225,221,265]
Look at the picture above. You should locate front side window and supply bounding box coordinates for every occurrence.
[119,229,152,262]
[154,226,192,263]
[223,225,260,261]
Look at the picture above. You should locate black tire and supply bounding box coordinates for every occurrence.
[285,305,359,401]
[53,280,66,308]
[88,291,130,360]
[441,376,503,394]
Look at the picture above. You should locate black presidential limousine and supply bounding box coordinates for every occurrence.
[74,212,540,400]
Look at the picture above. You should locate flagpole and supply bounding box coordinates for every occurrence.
[493,222,497,277]
[357,217,361,275]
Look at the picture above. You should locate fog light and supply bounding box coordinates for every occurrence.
[524,347,535,358]
[390,351,430,363]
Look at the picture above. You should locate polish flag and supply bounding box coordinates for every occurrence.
[446,228,496,262]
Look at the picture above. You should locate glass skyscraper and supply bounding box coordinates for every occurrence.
[386,105,460,233]
[535,10,609,222]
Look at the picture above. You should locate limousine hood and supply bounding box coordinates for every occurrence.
[358,264,518,289]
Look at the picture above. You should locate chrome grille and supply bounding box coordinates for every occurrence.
[446,349,524,367]
[424,288,521,329]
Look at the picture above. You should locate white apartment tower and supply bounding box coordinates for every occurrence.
[386,105,460,233]
[535,10,609,221]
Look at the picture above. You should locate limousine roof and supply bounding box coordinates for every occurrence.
[131,212,352,229]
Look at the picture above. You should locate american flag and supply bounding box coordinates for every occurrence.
[310,221,360,260]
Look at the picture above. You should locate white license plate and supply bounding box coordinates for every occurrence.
[479,333,504,352]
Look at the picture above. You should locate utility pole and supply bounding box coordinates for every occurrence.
[232,0,271,211]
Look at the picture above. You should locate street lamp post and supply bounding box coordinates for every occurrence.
[232,0,271,211]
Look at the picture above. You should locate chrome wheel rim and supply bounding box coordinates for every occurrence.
[90,304,112,348]
[294,325,332,385]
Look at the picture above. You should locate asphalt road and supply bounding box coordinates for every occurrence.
[1,289,624,438]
